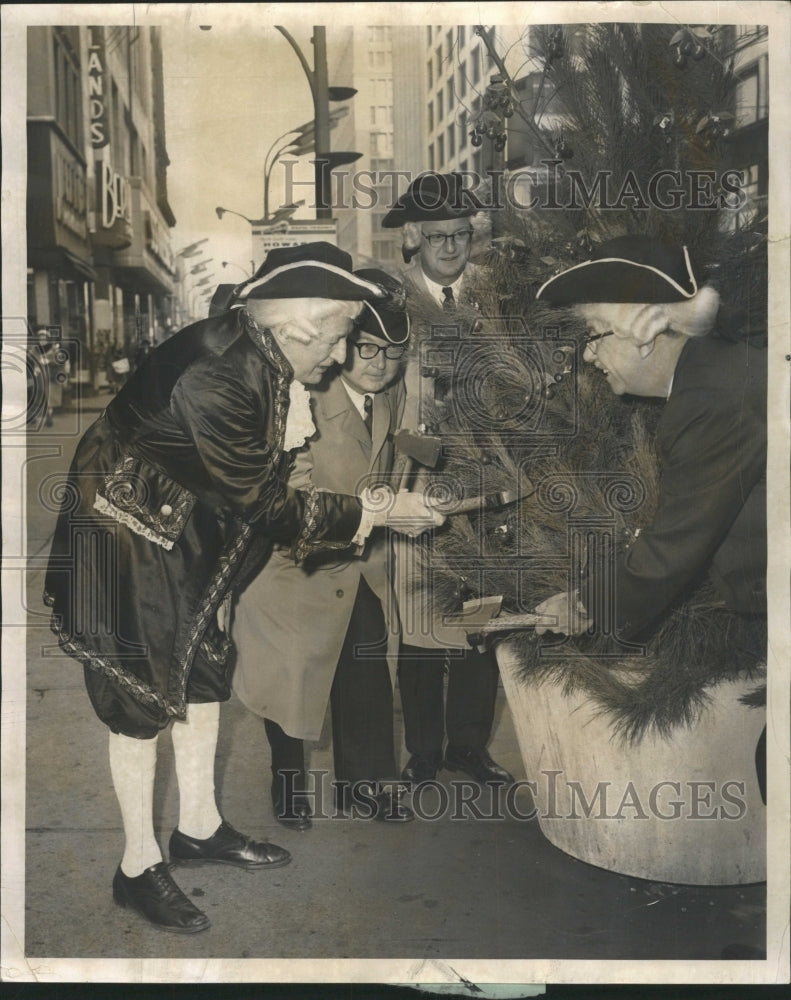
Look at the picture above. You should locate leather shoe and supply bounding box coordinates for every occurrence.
[444,746,515,786]
[112,862,210,934]
[335,784,414,823]
[169,820,292,870]
[401,753,442,784]
[271,786,312,832]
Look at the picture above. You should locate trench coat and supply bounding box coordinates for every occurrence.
[44,309,363,731]
[231,373,405,740]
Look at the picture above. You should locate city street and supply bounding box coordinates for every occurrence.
[17,401,767,964]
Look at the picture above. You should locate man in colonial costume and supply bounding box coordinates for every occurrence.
[534,236,767,798]
[44,243,443,933]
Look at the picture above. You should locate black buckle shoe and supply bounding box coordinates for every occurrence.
[401,753,442,784]
[444,746,515,786]
[169,820,292,870]
[112,862,210,934]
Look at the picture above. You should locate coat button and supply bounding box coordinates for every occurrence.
[160,504,173,516]
[336,589,344,598]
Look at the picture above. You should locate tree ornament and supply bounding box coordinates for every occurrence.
[679,36,694,56]
[691,42,706,60]
[673,49,688,69]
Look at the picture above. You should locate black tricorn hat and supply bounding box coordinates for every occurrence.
[381,172,478,229]
[236,242,386,302]
[536,236,700,305]
[352,268,410,345]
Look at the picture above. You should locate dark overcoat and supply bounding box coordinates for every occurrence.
[613,335,767,640]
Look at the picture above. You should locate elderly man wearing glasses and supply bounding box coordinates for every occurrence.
[380,173,515,791]
[232,269,417,828]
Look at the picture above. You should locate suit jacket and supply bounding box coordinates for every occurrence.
[44,309,362,723]
[610,335,767,640]
[231,373,406,740]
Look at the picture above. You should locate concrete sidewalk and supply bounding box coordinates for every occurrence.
[19,407,767,963]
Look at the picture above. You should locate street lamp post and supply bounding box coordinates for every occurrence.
[274,25,360,220]
[221,261,254,279]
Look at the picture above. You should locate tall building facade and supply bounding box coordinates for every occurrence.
[26,25,176,392]
[324,25,425,265]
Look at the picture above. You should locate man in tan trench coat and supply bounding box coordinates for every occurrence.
[232,270,415,828]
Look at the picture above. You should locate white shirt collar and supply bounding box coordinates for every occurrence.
[420,268,465,308]
[341,377,372,420]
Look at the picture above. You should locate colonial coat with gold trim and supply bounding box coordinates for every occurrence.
[44,309,362,723]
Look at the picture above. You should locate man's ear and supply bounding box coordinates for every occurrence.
[402,223,422,254]
[638,341,655,359]
[631,304,669,347]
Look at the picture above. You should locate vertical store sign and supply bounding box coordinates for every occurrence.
[87,27,109,149]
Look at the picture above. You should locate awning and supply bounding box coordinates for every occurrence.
[28,246,96,282]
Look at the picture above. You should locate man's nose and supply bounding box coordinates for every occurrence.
[329,339,348,365]
[370,350,387,369]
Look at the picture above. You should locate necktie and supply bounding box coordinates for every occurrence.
[442,286,456,312]
[363,394,373,436]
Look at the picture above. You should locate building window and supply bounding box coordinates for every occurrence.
[446,29,453,60]
[427,26,432,45]
[458,67,467,99]
[427,59,433,90]
[437,90,444,122]
[734,62,768,127]
[472,48,481,84]
[370,157,394,174]
[435,45,442,77]
[447,79,454,112]
[373,239,396,262]
[429,143,435,171]
[459,110,467,149]
[428,101,434,133]
[460,158,468,173]
[447,123,456,160]
[459,25,466,48]
[53,29,82,149]
[437,134,445,166]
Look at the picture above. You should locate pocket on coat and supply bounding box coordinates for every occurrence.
[93,452,197,550]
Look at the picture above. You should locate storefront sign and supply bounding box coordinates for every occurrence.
[253,220,337,260]
[100,159,131,230]
[144,210,175,272]
[54,147,87,240]
[87,27,109,149]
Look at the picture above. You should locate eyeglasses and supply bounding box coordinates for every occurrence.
[421,229,473,248]
[353,342,407,360]
[583,330,616,349]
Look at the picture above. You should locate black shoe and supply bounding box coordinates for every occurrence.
[444,746,515,786]
[371,790,414,823]
[271,786,312,832]
[401,752,442,784]
[335,784,414,823]
[112,862,210,934]
[169,820,292,870]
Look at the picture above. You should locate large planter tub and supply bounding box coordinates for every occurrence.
[496,642,766,885]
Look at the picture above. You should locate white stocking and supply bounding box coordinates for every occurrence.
[171,701,223,840]
[108,730,162,877]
